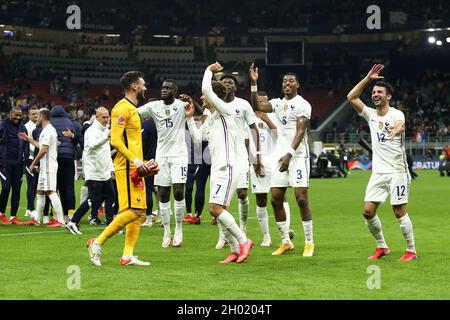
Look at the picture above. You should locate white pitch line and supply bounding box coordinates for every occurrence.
[0,227,104,237]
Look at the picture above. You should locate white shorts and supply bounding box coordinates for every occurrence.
[250,165,272,194]
[154,156,188,187]
[364,172,411,205]
[37,172,57,192]
[209,166,237,207]
[271,156,310,188]
[236,157,250,189]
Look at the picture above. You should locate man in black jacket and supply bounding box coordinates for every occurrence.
[50,105,81,221]
[0,107,29,224]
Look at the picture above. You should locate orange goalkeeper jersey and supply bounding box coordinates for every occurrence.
[110,97,143,171]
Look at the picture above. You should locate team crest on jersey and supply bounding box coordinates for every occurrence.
[378,122,384,130]
[165,110,170,116]
[235,109,240,115]
[283,104,288,112]
[173,107,178,112]
[258,123,264,129]
[136,197,141,203]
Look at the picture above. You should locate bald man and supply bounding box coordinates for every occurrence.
[66,107,116,235]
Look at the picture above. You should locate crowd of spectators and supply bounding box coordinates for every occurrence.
[1,0,449,33]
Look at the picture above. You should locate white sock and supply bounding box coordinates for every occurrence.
[398,214,416,253]
[218,221,240,254]
[277,220,290,244]
[174,199,184,236]
[43,216,49,224]
[217,210,247,244]
[238,197,249,234]
[80,185,88,204]
[49,193,64,223]
[283,201,291,228]
[365,215,388,248]
[256,206,270,237]
[36,194,46,223]
[159,201,171,237]
[302,220,313,243]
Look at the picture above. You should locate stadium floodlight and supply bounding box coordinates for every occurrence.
[232,72,239,75]
[428,36,436,43]
[446,37,450,43]
[436,40,443,46]
[153,35,171,38]
[106,34,120,37]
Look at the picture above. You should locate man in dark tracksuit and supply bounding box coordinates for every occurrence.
[141,117,158,227]
[0,107,29,224]
[50,105,81,221]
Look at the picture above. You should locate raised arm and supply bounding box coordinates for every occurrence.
[18,132,40,148]
[347,64,385,114]
[184,99,203,144]
[201,63,232,116]
[249,63,273,113]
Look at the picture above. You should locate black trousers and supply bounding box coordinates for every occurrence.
[25,158,37,211]
[71,179,115,225]
[185,163,210,217]
[57,158,75,215]
[145,175,155,216]
[0,160,23,216]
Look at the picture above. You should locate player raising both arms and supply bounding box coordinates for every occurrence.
[185,62,254,264]
[86,71,157,267]
[249,63,314,257]
[347,64,416,261]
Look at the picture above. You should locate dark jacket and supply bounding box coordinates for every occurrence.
[50,106,76,159]
[0,119,29,167]
[142,118,157,161]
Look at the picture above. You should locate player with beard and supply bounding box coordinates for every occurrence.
[86,71,154,267]
[347,64,416,261]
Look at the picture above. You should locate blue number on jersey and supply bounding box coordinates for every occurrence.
[377,132,386,143]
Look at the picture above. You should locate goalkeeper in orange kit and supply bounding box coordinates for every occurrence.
[87,71,158,267]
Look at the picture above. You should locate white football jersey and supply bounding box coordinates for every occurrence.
[269,95,311,159]
[226,97,257,159]
[38,124,58,174]
[249,114,278,168]
[24,120,37,157]
[359,105,408,174]
[187,69,239,171]
[138,99,188,158]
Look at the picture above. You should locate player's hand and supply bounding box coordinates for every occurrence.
[249,63,259,84]
[386,127,397,140]
[366,64,385,81]
[279,154,292,172]
[134,159,151,176]
[62,128,74,138]
[29,164,35,173]
[207,62,223,73]
[111,171,115,179]
[18,132,30,142]
[253,162,265,178]
[255,111,269,122]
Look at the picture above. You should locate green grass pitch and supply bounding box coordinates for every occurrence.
[0,170,448,300]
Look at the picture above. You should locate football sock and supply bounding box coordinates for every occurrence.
[218,220,240,254]
[123,214,146,257]
[80,185,88,204]
[96,210,139,246]
[174,199,184,236]
[283,201,291,228]
[36,194,46,223]
[365,215,388,248]
[302,220,313,243]
[276,221,290,244]
[217,209,247,244]
[159,201,172,237]
[398,214,416,253]
[256,206,270,237]
[238,197,249,234]
[48,193,64,223]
